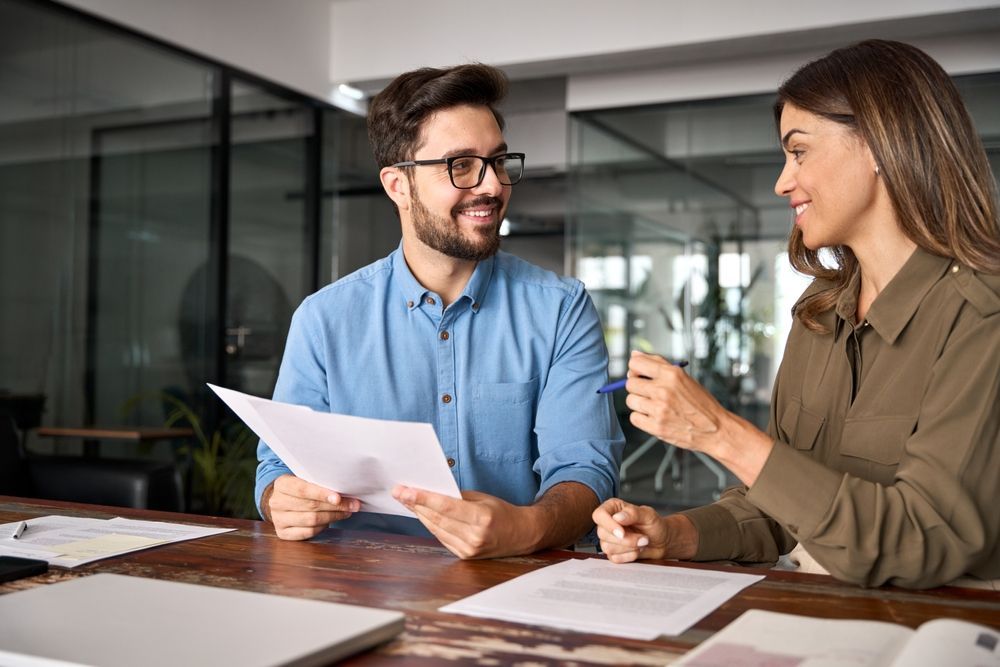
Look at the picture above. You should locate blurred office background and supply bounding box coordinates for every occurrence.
[1,0,998,515]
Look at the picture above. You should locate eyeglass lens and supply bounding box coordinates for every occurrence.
[450,155,523,188]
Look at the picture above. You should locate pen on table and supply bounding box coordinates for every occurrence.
[596,360,689,394]
[6,520,27,540]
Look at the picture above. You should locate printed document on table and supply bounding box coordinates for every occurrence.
[441,558,764,640]
[208,383,461,517]
[0,515,233,567]
[674,609,1000,667]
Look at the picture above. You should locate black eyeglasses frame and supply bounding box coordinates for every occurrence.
[390,152,525,189]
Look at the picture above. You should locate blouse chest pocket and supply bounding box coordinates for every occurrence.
[840,416,916,466]
[471,379,538,462]
[778,398,826,451]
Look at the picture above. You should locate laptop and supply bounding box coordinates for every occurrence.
[0,573,405,666]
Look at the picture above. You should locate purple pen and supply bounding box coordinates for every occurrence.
[596,360,689,393]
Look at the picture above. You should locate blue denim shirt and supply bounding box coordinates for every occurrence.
[256,246,624,536]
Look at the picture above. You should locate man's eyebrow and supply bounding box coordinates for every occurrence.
[781,129,807,148]
[441,142,508,159]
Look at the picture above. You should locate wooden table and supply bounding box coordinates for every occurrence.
[35,426,195,457]
[2,497,998,665]
[35,427,195,441]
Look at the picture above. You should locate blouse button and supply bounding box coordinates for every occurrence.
[440,331,449,341]
[442,394,452,404]
[446,457,456,468]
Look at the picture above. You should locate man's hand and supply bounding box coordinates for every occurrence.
[392,485,541,559]
[264,474,360,541]
[592,498,698,563]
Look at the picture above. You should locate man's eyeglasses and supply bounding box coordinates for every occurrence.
[391,153,525,189]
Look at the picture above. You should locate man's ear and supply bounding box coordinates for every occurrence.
[380,167,410,212]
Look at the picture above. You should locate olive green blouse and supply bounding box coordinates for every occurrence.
[683,248,1000,588]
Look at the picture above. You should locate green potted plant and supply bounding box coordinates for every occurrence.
[124,392,258,518]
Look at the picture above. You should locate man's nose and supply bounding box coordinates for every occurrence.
[473,161,505,196]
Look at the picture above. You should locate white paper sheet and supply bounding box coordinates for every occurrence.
[208,383,461,517]
[0,515,233,567]
[440,558,764,640]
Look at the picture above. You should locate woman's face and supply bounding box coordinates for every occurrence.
[774,103,880,250]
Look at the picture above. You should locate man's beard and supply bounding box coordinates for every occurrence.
[411,188,502,262]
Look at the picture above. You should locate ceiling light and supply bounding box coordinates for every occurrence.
[336,83,365,100]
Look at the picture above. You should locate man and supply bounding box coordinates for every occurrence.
[256,63,624,558]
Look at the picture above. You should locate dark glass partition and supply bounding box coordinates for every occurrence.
[0,0,344,443]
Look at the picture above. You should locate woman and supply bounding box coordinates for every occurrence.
[593,39,1000,589]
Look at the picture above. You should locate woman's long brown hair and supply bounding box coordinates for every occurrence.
[775,39,1000,332]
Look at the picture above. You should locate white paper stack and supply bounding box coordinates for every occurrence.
[441,558,764,640]
[208,383,461,517]
[0,515,234,567]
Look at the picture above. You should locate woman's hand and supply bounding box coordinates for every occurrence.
[592,498,698,563]
[625,351,774,486]
[625,351,725,451]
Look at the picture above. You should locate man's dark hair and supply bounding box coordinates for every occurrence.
[367,63,508,168]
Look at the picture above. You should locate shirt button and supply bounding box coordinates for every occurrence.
[440,331,449,341]
[441,394,452,404]
[471,302,480,311]
[407,300,414,308]
[446,457,456,468]
[425,296,436,306]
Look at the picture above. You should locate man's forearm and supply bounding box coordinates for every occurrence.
[526,482,600,551]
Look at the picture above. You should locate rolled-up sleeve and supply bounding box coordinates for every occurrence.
[254,299,330,515]
[532,282,625,504]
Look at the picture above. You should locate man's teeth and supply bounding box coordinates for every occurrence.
[795,203,810,216]
[463,209,494,218]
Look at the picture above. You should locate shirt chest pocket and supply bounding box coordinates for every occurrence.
[840,416,915,467]
[778,398,826,451]
[471,379,538,462]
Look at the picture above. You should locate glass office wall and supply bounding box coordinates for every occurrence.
[93,102,215,429]
[570,74,1000,506]
[570,96,792,421]
[226,82,313,398]
[328,113,401,277]
[0,0,344,438]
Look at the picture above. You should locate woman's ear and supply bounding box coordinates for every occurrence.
[861,140,880,176]
[380,167,410,212]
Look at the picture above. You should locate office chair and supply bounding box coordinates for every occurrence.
[619,435,728,499]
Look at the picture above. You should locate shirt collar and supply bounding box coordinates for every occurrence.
[390,244,431,310]
[390,243,496,313]
[834,247,952,344]
[459,253,495,313]
[832,266,861,341]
